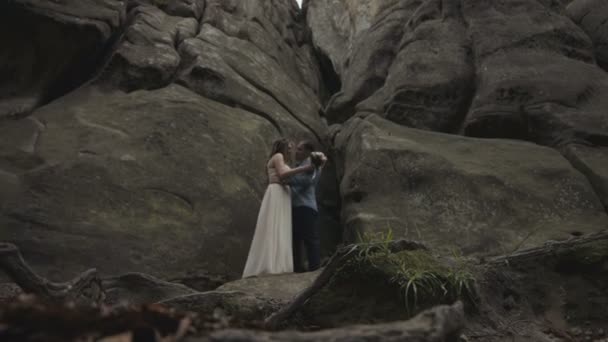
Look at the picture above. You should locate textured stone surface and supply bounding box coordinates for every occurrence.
[2,0,608,293]
[568,0,608,70]
[322,1,419,123]
[308,0,608,147]
[461,0,608,147]
[305,0,390,77]
[161,290,279,321]
[0,0,329,282]
[0,85,278,280]
[99,5,198,91]
[184,302,465,342]
[102,272,197,306]
[218,270,320,302]
[563,144,608,210]
[0,0,125,120]
[333,114,608,255]
[358,2,473,133]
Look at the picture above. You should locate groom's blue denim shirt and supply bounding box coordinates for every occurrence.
[288,158,321,212]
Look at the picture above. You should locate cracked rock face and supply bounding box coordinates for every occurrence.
[0,85,278,280]
[309,0,608,253]
[313,0,608,146]
[2,0,608,282]
[333,114,608,253]
[568,0,608,71]
[0,0,126,120]
[0,0,326,281]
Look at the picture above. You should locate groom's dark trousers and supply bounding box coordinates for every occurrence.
[288,157,322,273]
[292,206,320,272]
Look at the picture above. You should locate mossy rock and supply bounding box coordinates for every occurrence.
[300,248,476,328]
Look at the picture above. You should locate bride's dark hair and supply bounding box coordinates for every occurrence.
[270,138,290,159]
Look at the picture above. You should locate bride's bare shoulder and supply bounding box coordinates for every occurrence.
[270,153,285,162]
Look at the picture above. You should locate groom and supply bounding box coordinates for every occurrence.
[288,140,326,272]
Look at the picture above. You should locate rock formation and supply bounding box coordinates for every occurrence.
[1,1,608,329]
[0,0,330,282]
[307,0,608,252]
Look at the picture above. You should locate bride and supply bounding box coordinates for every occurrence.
[242,138,317,278]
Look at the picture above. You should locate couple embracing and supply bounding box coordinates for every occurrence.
[242,138,327,278]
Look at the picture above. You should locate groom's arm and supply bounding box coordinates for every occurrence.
[286,159,316,187]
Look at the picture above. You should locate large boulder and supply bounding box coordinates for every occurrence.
[0,0,331,282]
[461,0,608,147]
[133,0,205,19]
[99,5,199,91]
[315,0,419,123]
[307,0,608,147]
[333,114,608,255]
[178,0,326,141]
[357,2,474,133]
[0,0,126,120]
[568,0,608,70]
[305,0,392,77]
[0,84,278,280]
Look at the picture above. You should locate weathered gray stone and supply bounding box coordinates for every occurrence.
[217,270,320,302]
[322,1,420,123]
[563,144,608,210]
[161,290,279,321]
[0,0,126,119]
[305,0,399,77]
[102,272,197,305]
[333,114,608,255]
[308,0,608,146]
[179,24,324,140]
[0,0,332,284]
[0,84,278,281]
[358,4,473,132]
[461,0,608,146]
[185,302,465,342]
[568,0,608,70]
[163,0,205,19]
[99,5,198,91]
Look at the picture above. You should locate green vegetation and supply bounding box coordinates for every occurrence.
[348,229,477,315]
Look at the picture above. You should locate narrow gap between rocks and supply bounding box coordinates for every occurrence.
[311,40,344,261]
[314,47,342,109]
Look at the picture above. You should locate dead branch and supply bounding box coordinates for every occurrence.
[0,242,103,305]
[487,230,608,266]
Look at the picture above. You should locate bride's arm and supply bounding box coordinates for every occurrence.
[273,153,314,180]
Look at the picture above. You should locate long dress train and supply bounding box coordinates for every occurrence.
[242,157,293,278]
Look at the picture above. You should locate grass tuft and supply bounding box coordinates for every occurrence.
[349,228,477,315]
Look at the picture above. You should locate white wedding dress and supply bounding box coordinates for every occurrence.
[242,154,293,278]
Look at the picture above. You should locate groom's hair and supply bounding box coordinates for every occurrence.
[299,140,315,153]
